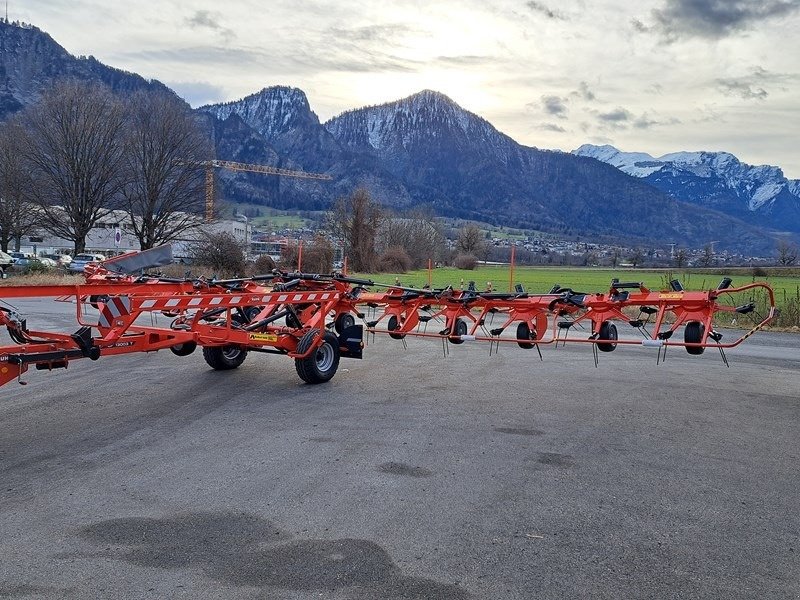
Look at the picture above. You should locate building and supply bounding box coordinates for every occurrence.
[15,210,251,259]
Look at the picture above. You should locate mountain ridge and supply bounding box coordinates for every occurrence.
[573,143,800,233]
[0,20,177,117]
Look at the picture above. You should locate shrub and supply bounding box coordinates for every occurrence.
[250,254,276,275]
[189,232,246,277]
[378,246,412,273]
[453,253,478,270]
[303,235,335,274]
[279,244,299,271]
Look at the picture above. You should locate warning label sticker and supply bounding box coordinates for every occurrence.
[249,333,278,343]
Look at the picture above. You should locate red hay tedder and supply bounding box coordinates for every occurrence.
[0,246,777,389]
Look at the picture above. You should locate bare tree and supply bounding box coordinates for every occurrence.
[629,248,644,268]
[0,121,40,252]
[609,247,621,268]
[674,248,688,268]
[20,82,127,254]
[303,234,335,273]
[328,188,382,272]
[122,92,210,249]
[189,231,246,276]
[457,224,485,256]
[378,208,445,268]
[776,240,798,266]
[700,244,714,268]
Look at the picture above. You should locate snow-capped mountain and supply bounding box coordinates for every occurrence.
[201,86,322,148]
[326,90,516,163]
[200,86,412,209]
[573,144,800,232]
[320,92,774,251]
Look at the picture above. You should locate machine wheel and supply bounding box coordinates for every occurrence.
[449,318,468,344]
[295,330,340,384]
[334,312,356,334]
[597,321,618,352]
[387,315,405,340]
[244,306,263,322]
[202,345,247,370]
[170,341,197,357]
[516,321,537,349]
[89,294,109,309]
[684,321,705,355]
[286,312,302,329]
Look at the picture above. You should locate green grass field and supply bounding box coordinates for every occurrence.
[353,265,800,329]
[222,202,321,229]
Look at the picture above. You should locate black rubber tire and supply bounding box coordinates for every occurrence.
[597,321,618,352]
[334,313,356,334]
[89,294,109,309]
[684,321,705,355]
[286,312,302,329]
[295,330,340,384]
[516,321,536,349]
[202,345,247,370]
[449,318,468,344]
[387,315,405,340]
[170,341,197,357]
[244,306,263,322]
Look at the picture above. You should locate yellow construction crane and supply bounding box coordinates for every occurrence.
[201,159,333,222]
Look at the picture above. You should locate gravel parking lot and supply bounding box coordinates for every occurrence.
[1,299,798,599]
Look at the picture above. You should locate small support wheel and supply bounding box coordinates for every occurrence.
[295,330,340,384]
[684,321,705,355]
[285,312,303,329]
[597,321,618,352]
[387,315,405,340]
[334,312,356,334]
[170,341,197,357]
[202,345,247,370]
[516,321,537,349]
[89,294,109,309]
[244,306,263,322]
[449,318,468,344]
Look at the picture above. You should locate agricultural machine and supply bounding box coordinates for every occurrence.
[0,246,777,389]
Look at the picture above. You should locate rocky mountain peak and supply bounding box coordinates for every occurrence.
[573,143,800,229]
[200,85,319,140]
[324,88,509,160]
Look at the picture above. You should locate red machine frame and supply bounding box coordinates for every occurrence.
[0,256,777,389]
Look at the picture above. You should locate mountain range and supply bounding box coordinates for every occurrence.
[573,144,800,235]
[1,20,796,254]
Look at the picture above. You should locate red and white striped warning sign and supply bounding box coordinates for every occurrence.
[98,296,131,328]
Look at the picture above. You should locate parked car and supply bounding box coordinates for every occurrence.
[42,253,72,267]
[0,251,12,272]
[8,252,47,272]
[10,252,35,267]
[37,257,58,268]
[68,253,106,274]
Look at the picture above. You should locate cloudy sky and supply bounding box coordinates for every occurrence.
[22,0,800,177]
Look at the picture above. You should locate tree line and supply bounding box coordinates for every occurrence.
[0,81,209,253]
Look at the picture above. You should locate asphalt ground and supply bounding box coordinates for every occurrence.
[0,298,798,599]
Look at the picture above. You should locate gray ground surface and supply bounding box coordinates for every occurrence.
[0,298,798,599]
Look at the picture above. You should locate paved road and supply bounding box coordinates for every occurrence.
[0,299,798,599]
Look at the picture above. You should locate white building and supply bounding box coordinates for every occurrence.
[16,210,251,259]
